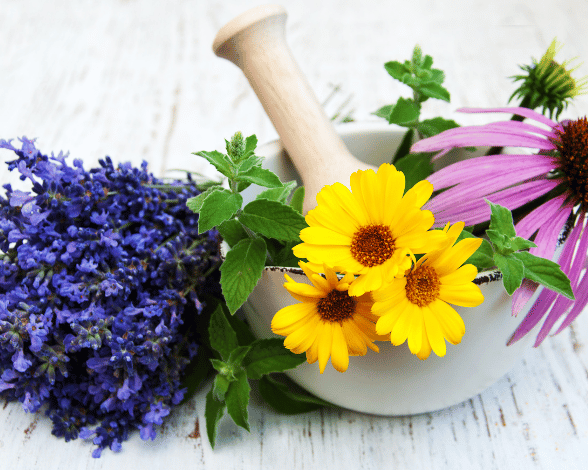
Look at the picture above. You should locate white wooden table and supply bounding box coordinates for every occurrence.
[1,0,588,468]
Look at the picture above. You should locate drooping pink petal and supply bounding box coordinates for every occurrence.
[412,127,556,153]
[429,179,559,227]
[454,107,559,128]
[533,216,582,345]
[515,195,568,240]
[427,154,557,191]
[511,279,539,317]
[507,287,558,345]
[484,120,558,139]
[555,273,588,334]
[528,202,573,261]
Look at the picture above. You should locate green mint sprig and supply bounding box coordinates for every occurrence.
[374,45,459,168]
[187,132,308,314]
[205,303,332,448]
[481,201,574,298]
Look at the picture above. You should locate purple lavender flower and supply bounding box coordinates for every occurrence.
[412,107,588,346]
[0,137,221,457]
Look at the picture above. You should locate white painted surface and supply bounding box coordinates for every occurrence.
[1,0,587,468]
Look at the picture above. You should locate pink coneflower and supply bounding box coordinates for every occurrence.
[411,107,588,346]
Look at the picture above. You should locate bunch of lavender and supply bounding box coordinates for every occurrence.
[0,137,221,457]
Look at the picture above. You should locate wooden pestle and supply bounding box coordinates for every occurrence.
[213,5,377,213]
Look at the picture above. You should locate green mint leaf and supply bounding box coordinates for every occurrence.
[421,54,433,70]
[244,134,258,156]
[487,200,517,238]
[240,199,307,242]
[513,251,574,300]
[209,304,239,361]
[255,180,297,203]
[416,117,459,139]
[236,166,283,188]
[289,186,305,214]
[228,345,252,366]
[258,375,331,415]
[205,389,226,449]
[387,97,420,126]
[225,370,251,432]
[272,240,300,267]
[212,374,231,401]
[494,252,524,295]
[486,229,511,253]
[217,219,249,247]
[510,236,537,252]
[372,104,394,120]
[418,83,450,102]
[236,180,252,192]
[243,338,307,380]
[198,189,243,234]
[220,238,267,314]
[394,152,433,192]
[186,186,224,214]
[391,128,414,163]
[428,68,445,84]
[194,150,234,178]
[384,61,412,82]
[456,231,495,271]
[237,154,263,173]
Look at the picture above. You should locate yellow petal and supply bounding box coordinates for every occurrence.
[318,321,333,374]
[330,324,350,372]
[429,299,465,345]
[406,306,424,354]
[284,280,326,299]
[283,314,321,354]
[299,226,353,246]
[341,320,368,356]
[389,301,414,346]
[271,302,317,333]
[423,305,446,357]
[438,283,484,307]
[439,264,478,285]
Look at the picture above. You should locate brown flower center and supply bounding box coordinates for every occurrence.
[350,224,395,267]
[405,265,440,307]
[554,117,588,205]
[317,289,356,322]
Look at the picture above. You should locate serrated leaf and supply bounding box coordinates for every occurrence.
[208,304,239,361]
[394,152,433,192]
[225,370,251,432]
[243,338,307,380]
[418,83,450,102]
[416,117,460,139]
[494,252,524,295]
[240,199,307,242]
[186,186,224,214]
[255,180,297,203]
[513,251,574,300]
[272,240,300,267]
[194,150,233,178]
[258,375,331,415]
[217,219,249,247]
[212,374,231,401]
[289,186,305,214]
[384,61,411,82]
[198,189,243,234]
[236,180,252,192]
[387,97,420,126]
[237,154,263,173]
[486,229,510,251]
[487,200,517,238]
[205,390,226,449]
[372,104,394,119]
[220,238,267,314]
[244,135,258,155]
[237,166,283,188]
[228,345,252,366]
[510,236,537,252]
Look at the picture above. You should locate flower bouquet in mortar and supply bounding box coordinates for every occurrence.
[0,3,586,456]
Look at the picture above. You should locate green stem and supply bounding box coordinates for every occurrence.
[392,128,415,164]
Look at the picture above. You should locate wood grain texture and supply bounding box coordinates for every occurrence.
[1,0,587,468]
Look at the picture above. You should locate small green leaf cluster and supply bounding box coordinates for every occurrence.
[458,201,574,300]
[187,132,307,314]
[373,45,460,189]
[205,303,331,448]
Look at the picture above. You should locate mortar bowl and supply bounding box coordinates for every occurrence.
[239,121,535,416]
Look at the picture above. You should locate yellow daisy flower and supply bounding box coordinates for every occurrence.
[271,262,382,373]
[372,222,484,360]
[292,163,448,297]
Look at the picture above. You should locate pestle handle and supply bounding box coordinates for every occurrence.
[213,5,376,213]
